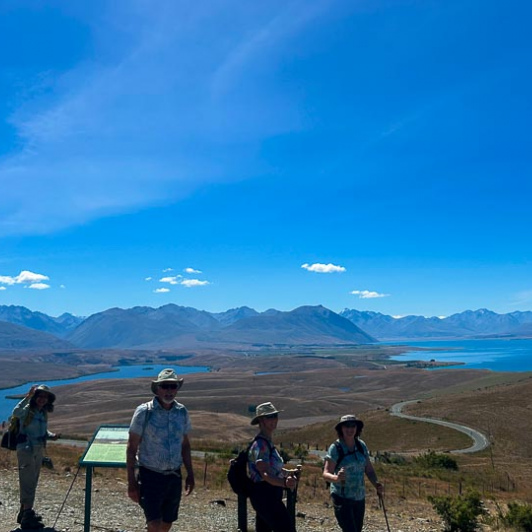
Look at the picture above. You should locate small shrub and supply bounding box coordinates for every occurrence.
[428,491,485,532]
[278,448,292,463]
[293,444,309,464]
[500,502,532,531]
[415,450,458,471]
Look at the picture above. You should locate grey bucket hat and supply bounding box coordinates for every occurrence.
[334,414,364,432]
[151,368,184,394]
[251,402,282,425]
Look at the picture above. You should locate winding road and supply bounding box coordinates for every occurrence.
[390,400,490,454]
[51,401,490,456]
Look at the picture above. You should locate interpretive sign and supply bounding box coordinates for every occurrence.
[80,425,129,467]
[79,425,130,532]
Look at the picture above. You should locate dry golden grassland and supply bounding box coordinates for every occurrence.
[3,347,532,513]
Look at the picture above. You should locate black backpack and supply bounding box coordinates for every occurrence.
[1,416,21,451]
[227,436,273,497]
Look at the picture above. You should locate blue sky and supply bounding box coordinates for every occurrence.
[1,0,531,318]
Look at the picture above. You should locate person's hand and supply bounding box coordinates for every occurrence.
[336,467,346,483]
[50,433,61,441]
[285,475,297,490]
[185,474,195,495]
[127,480,140,503]
[375,482,384,497]
[28,385,38,397]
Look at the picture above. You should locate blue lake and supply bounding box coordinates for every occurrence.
[388,338,532,372]
[0,364,209,424]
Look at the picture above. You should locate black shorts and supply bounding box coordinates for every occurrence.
[139,466,182,523]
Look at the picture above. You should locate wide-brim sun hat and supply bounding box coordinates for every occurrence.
[151,368,184,394]
[34,384,56,403]
[335,414,364,432]
[251,402,283,425]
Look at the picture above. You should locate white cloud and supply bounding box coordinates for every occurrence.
[301,263,346,273]
[162,268,174,273]
[160,275,182,285]
[0,286,6,291]
[350,290,390,299]
[145,277,153,281]
[28,283,50,290]
[184,267,202,274]
[181,279,209,288]
[0,270,50,287]
[17,271,49,284]
[154,287,170,293]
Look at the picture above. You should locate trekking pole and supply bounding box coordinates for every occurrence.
[52,464,82,529]
[379,492,392,532]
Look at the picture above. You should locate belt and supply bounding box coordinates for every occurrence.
[140,465,182,476]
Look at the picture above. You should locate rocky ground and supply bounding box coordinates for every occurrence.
[0,458,455,532]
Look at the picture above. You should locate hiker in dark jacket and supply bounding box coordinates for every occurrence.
[323,414,384,532]
[248,402,298,532]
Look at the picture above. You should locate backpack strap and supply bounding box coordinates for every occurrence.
[254,435,274,457]
[247,435,275,468]
[140,401,153,441]
[334,439,365,471]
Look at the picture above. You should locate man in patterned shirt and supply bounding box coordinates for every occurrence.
[127,369,195,532]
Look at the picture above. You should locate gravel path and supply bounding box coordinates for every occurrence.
[0,461,447,532]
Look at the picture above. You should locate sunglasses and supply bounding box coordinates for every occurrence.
[263,413,278,420]
[159,383,179,390]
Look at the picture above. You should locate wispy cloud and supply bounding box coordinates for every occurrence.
[510,290,532,307]
[0,270,50,288]
[0,286,6,291]
[154,287,170,293]
[184,267,202,274]
[350,289,390,299]
[301,263,346,273]
[162,268,174,273]
[0,3,327,238]
[181,279,209,288]
[212,0,331,98]
[145,277,153,281]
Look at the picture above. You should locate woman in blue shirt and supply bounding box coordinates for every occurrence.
[12,384,60,529]
[323,414,383,532]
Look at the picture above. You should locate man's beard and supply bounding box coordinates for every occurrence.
[161,396,175,405]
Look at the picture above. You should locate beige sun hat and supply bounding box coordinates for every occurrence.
[151,368,184,394]
[34,384,56,403]
[251,402,282,425]
[334,414,364,432]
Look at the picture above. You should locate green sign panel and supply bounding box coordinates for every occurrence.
[80,425,130,467]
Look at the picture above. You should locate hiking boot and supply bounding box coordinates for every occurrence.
[42,456,54,469]
[17,505,24,524]
[20,509,44,529]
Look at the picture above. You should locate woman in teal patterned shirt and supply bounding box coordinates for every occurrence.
[323,414,384,532]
